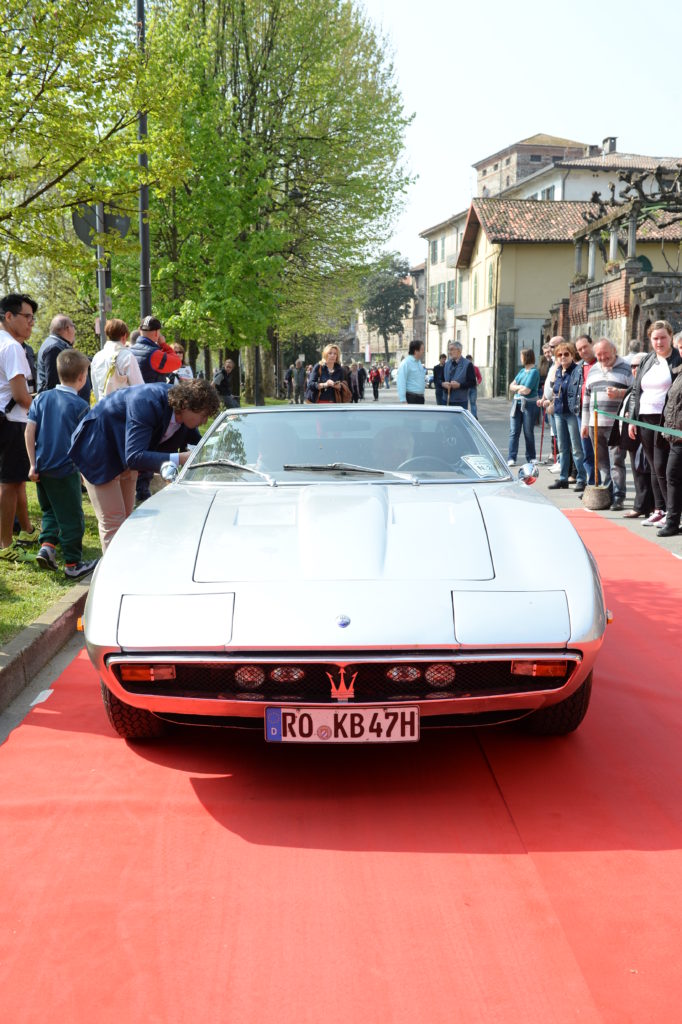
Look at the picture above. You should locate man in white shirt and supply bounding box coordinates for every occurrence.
[0,293,38,560]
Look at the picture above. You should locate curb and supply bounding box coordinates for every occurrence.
[0,584,89,715]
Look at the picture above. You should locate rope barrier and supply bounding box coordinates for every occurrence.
[593,405,682,441]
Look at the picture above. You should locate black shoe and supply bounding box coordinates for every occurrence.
[610,500,625,511]
[656,523,681,538]
[548,480,569,490]
[574,481,586,493]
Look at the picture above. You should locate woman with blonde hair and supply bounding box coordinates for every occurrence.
[90,318,144,402]
[305,343,345,403]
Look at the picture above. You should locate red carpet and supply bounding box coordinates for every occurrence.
[1,509,681,1023]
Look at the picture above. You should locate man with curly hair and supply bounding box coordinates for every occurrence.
[69,380,220,551]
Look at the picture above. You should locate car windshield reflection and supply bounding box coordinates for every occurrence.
[183,408,508,483]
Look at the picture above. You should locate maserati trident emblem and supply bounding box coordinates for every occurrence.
[326,665,357,701]
[336,614,351,628]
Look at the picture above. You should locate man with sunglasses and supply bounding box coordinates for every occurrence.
[0,293,39,562]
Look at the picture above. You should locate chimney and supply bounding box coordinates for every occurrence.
[602,137,617,154]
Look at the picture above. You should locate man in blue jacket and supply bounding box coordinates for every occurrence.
[69,379,220,551]
[442,341,476,409]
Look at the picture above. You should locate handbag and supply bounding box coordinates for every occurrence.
[334,381,353,403]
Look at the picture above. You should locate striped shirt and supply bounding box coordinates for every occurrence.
[581,357,632,430]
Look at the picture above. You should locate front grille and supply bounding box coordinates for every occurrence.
[113,658,573,703]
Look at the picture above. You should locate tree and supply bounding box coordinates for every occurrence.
[0,0,188,266]
[116,0,413,390]
[362,256,415,362]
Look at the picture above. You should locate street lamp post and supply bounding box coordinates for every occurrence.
[136,0,151,319]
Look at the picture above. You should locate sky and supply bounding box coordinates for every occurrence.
[360,0,682,266]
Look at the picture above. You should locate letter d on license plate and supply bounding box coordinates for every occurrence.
[265,705,420,743]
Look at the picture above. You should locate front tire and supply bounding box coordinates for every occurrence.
[521,672,592,736]
[100,681,166,740]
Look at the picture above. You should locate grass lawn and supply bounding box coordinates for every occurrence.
[0,485,101,647]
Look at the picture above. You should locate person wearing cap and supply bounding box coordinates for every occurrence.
[129,317,184,503]
[129,316,183,384]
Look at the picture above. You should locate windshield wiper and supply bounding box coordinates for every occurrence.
[283,462,416,482]
[187,459,276,486]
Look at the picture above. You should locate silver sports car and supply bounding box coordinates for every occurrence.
[83,405,607,743]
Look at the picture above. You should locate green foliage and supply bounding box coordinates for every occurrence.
[2,0,412,384]
[362,255,415,360]
[0,0,189,266]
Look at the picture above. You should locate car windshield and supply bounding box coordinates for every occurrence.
[184,407,508,483]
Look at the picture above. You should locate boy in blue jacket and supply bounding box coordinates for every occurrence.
[25,349,99,580]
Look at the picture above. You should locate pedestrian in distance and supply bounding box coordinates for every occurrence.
[293,359,306,404]
[213,357,239,409]
[433,353,447,406]
[443,340,476,409]
[396,340,425,404]
[507,347,540,465]
[25,348,99,580]
[466,353,482,419]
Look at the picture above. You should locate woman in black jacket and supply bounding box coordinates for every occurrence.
[627,320,682,527]
[306,344,345,403]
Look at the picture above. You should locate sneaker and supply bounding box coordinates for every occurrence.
[610,500,625,512]
[549,462,562,474]
[574,481,586,493]
[64,558,99,580]
[36,544,58,571]
[0,540,33,564]
[507,458,516,467]
[15,525,39,546]
[642,509,665,527]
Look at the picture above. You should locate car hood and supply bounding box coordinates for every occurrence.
[194,484,493,582]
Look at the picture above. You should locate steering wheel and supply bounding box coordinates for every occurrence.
[397,456,452,471]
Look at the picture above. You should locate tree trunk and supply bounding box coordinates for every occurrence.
[382,332,390,362]
[202,346,212,381]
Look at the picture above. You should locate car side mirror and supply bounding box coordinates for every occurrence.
[160,461,178,483]
[518,462,539,485]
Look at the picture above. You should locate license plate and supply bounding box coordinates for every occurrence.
[265,705,420,743]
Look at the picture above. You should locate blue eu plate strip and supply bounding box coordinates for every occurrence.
[265,707,282,742]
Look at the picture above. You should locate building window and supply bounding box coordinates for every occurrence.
[506,176,510,187]
[440,236,445,261]
[487,263,494,305]
[457,273,463,305]
[505,157,510,166]
[437,282,446,318]
[541,185,555,201]
[456,329,461,342]
[447,279,455,308]
[429,285,437,310]
[472,273,478,311]
[430,240,438,264]
[482,168,487,176]
[486,336,492,365]
[530,154,542,162]
[493,163,499,171]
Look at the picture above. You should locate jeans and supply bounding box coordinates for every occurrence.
[554,412,586,483]
[610,445,626,502]
[469,386,478,419]
[508,398,538,462]
[581,432,595,484]
[590,426,616,496]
